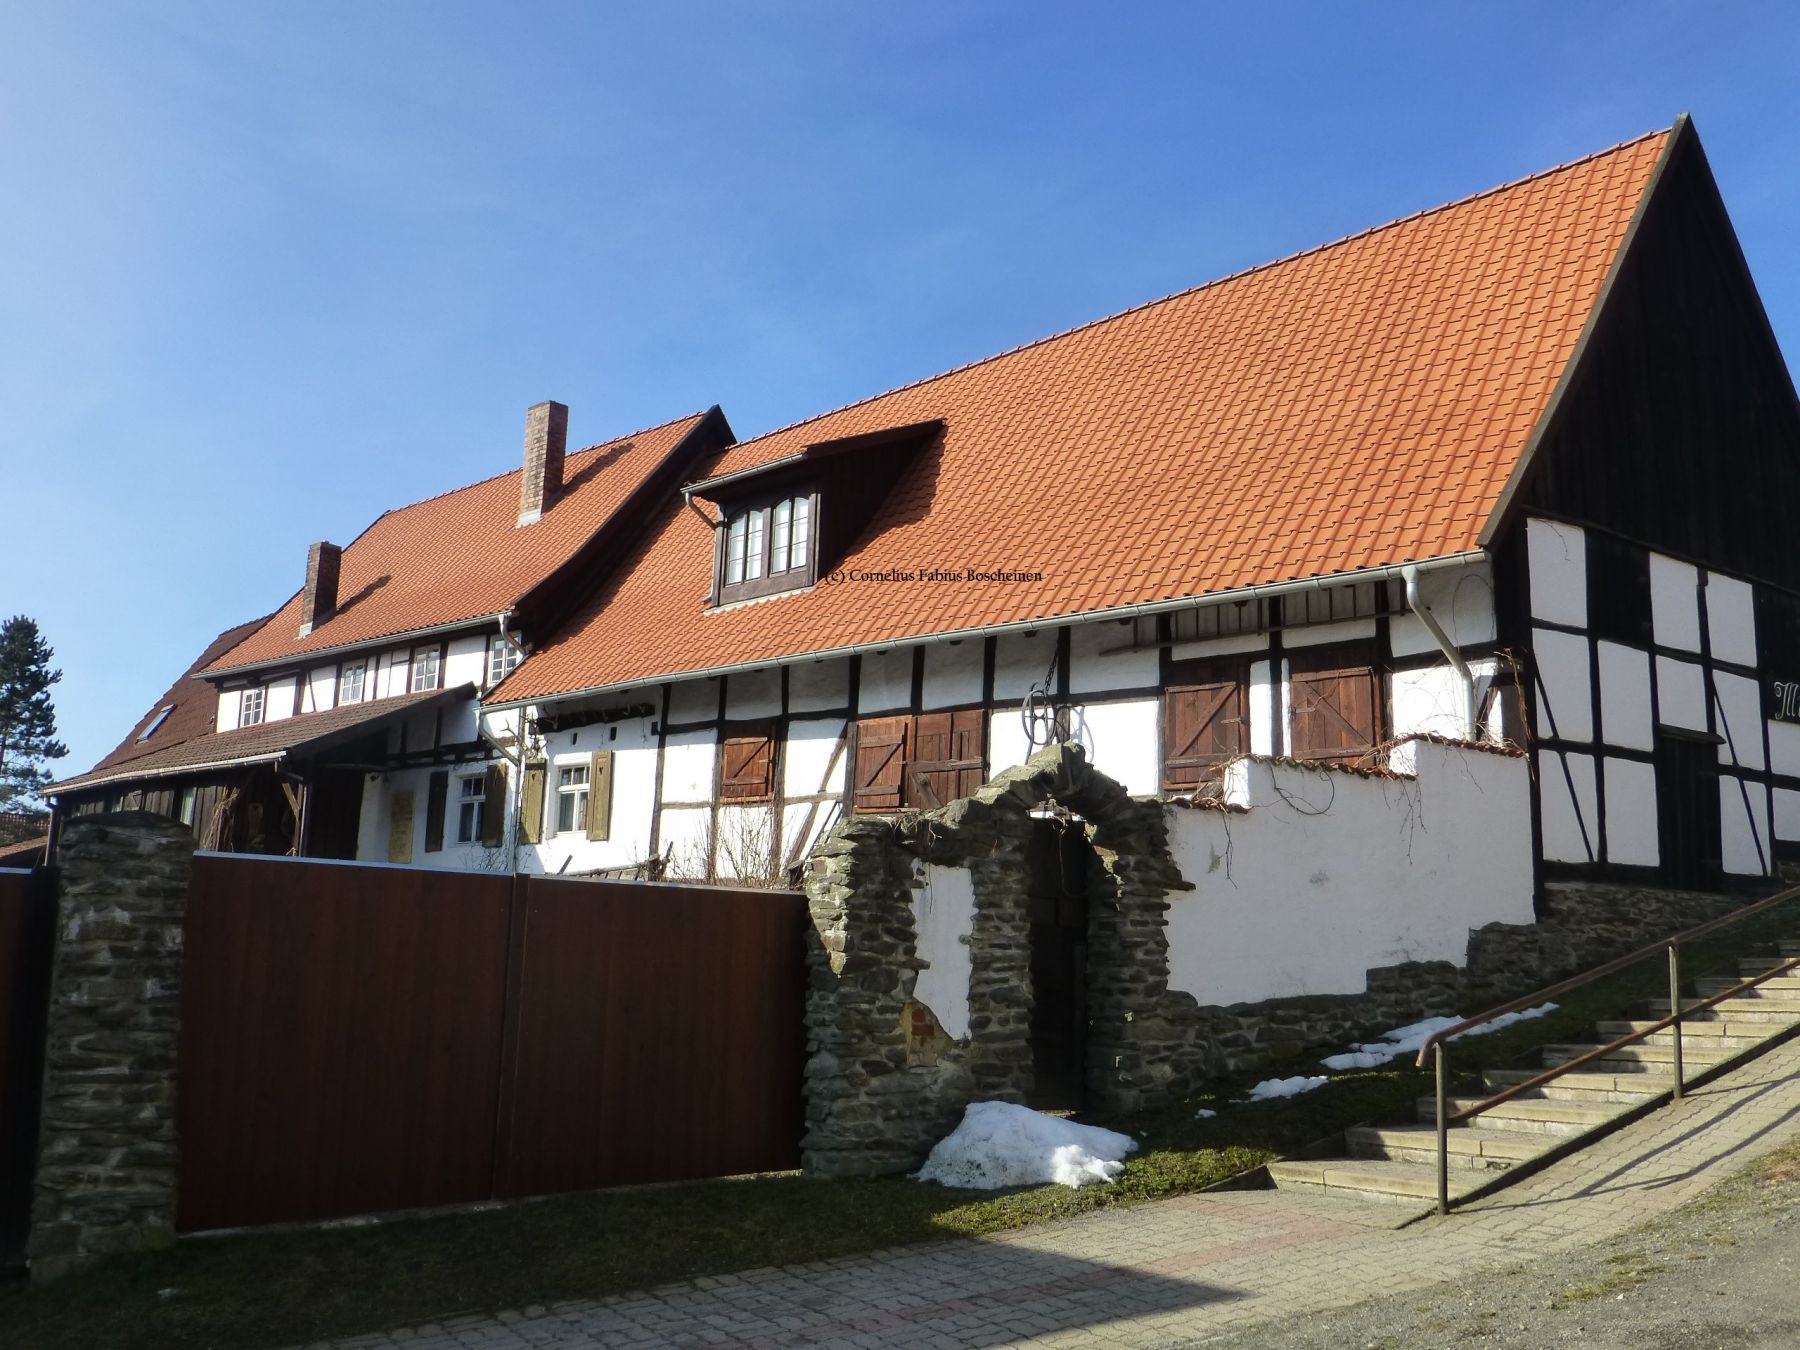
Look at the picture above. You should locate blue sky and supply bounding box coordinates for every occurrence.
[5,2,1799,782]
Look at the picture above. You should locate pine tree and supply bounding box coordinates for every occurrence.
[0,616,69,809]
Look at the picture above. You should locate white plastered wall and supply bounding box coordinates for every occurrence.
[921,642,983,709]
[1603,757,1660,866]
[1065,700,1158,796]
[1538,749,1598,863]
[1164,741,1534,1006]
[519,714,660,875]
[1527,517,1587,628]
[909,863,975,1039]
[1533,627,1592,742]
[858,647,913,713]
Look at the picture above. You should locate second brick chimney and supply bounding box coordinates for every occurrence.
[299,541,342,636]
[517,400,569,526]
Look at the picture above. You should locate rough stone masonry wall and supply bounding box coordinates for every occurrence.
[802,747,1786,1176]
[801,744,1200,1177]
[29,813,193,1282]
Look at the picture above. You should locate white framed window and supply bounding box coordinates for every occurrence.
[556,763,590,835]
[487,636,521,688]
[339,662,366,703]
[744,509,766,580]
[410,648,441,693]
[457,774,487,844]
[718,494,815,601]
[238,687,266,727]
[178,786,197,826]
[726,514,749,585]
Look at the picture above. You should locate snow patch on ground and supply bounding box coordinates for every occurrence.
[1240,1075,1328,1102]
[1319,1003,1559,1071]
[916,1102,1138,1190]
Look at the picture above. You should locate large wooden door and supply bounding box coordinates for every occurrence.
[1656,732,1723,888]
[1025,820,1091,1110]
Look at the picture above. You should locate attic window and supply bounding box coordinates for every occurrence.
[717,492,816,604]
[138,705,175,741]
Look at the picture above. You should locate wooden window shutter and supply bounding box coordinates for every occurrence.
[520,761,547,845]
[906,709,986,808]
[424,771,448,852]
[852,716,908,813]
[1287,647,1383,765]
[586,750,613,841]
[719,725,776,801]
[387,790,415,864]
[1162,679,1247,791]
[480,762,508,847]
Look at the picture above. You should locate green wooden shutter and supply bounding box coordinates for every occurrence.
[520,761,546,845]
[586,750,614,841]
[481,762,508,847]
[424,771,448,852]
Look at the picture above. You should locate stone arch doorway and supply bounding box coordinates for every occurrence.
[1025,814,1098,1110]
[799,742,1197,1177]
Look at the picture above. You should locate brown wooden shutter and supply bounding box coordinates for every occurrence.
[520,761,546,844]
[586,750,613,841]
[1287,647,1383,765]
[424,770,449,852]
[906,708,986,807]
[852,716,908,813]
[719,724,776,801]
[480,762,508,847]
[1162,680,1247,790]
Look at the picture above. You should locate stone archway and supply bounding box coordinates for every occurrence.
[799,742,1197,1177]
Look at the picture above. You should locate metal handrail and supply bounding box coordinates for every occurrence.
[1414,881,1800,1216]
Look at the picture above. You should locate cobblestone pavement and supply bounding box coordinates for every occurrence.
[300,1037,1800,1349]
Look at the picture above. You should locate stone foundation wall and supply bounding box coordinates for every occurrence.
[801,746,1789,1177]
[30,813,194,1281]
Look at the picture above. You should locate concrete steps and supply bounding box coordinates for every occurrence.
[1265,935,1800,1212]
[1480,1067,1673,1104]
[1264,1158,1481,1206]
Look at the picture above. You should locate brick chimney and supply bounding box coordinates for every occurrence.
[299,541,342,636]
[517,400,569,526]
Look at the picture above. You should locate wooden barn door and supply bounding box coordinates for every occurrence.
[1288,646,1383,765]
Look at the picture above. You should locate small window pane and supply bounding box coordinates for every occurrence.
[791,496,810,566]
[771,499,792,573]
[238,688,265,727]
[339,664,365,703]
[745,509,765,580]
[726,515,747,585]
[411,649,441,693]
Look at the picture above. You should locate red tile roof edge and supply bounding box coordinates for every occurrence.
[713,126,1673,466]
[200,409,716,677]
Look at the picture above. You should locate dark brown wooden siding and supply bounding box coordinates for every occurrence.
[176,856,807,1232]
[496,877,806,1197]
[0,867,54,1266]
[178,857,513,1231]
[1511,124,1800,588]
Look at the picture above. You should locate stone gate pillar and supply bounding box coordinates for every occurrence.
[29,813,194,1281]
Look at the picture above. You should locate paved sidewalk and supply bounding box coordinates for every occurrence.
[302,1036,1800,1349]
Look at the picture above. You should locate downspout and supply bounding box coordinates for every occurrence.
[1403,564,1479,737]
[485,613,528,872]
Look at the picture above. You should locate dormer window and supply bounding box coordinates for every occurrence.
[718,492,816,603]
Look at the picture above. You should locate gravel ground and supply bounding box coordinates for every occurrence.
[1180,1145,1800,1350]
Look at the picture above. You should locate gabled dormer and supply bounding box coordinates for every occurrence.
[687,418,944,608]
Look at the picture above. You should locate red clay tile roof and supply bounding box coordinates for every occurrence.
[205,412,713,675]
[51,685,471,794]
[499,128,1670,704]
